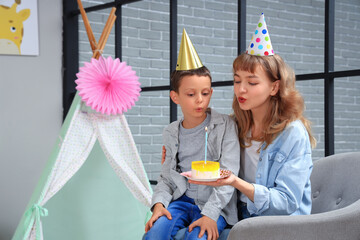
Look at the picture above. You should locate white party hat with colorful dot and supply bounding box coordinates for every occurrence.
[246,13,274,56]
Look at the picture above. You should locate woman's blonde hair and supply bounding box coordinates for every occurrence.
[232,53,316,149]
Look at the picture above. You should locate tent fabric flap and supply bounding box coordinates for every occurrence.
[93,113,152,207]
[13,97,152,240]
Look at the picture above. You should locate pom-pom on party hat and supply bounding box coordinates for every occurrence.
[176,29,203,70]
[246,13,274,56]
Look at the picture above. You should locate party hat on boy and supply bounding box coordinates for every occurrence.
[246,13,274,56]
[176,29,203,70]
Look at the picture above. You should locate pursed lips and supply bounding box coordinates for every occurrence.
[238,97,247,103]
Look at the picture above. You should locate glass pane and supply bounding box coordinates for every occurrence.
[79,9,115,65]
[122,0,170,87]
[125,90,169,181]
[335,1,360,71]
[209,86,234,115]
[296,79,325,160]
[177,0,238,82]
[334,76,360,153]
[177,104,183,120]
[246,0,325,75]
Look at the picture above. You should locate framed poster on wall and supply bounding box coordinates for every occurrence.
[0,0,39,56]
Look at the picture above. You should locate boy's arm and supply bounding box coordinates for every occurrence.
[150,130,176,210]
[201,118,240,221]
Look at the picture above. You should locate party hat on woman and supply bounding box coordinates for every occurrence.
[246,13,274,56]
[176,29,203,70]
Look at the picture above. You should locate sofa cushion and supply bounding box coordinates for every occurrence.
[310,152,360,214]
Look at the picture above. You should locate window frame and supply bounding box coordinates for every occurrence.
[63,0,360,158]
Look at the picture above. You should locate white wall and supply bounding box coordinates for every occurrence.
[0,0,62,239]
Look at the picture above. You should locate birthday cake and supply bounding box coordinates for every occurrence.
[191,161,220,179]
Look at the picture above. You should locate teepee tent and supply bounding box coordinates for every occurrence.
[12,3,152,240]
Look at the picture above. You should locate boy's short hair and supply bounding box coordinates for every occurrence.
[170,66,212,92]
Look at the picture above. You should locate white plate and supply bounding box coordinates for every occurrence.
[180,169,231,182]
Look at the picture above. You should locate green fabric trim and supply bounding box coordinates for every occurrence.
[80,101,100,114]
[23,204,48,240]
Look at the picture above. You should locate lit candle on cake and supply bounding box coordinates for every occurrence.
[205,126,208,164]
[191,126,220,179]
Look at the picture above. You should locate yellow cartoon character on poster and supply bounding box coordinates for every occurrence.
[0,0,30,55]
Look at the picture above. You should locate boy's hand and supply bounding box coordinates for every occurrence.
[145,203,172,233]
[188,216,218,240]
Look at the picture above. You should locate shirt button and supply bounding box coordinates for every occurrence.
[257,174,261,178]
[259,157,262,161]
[175,144,178,147]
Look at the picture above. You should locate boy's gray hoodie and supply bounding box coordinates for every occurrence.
[151,109,240,225]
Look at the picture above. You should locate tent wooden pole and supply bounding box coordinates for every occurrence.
[93,7,117,59]
[77,0,97,51]
[76,0,116,60]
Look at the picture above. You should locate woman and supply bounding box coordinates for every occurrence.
[190,52,316,221]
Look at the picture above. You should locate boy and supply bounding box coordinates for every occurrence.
[144,29,240,240]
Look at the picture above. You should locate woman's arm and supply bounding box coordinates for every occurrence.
[161,145,166,164]
[231,176,255,202]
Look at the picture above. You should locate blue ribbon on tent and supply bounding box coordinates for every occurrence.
[23,203,48,240]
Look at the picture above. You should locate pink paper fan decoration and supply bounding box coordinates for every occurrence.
[75,56,141,115]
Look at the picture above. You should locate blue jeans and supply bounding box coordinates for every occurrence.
[144,195,227,240]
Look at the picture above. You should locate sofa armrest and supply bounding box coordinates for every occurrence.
[228,199,360,240]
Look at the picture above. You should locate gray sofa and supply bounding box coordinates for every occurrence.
[227,151,360,240]
[174,152,360,240]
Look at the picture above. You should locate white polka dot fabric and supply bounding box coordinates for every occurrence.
[43,107,97,204]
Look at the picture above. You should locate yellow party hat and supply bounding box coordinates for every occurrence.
[176,29,203,70]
